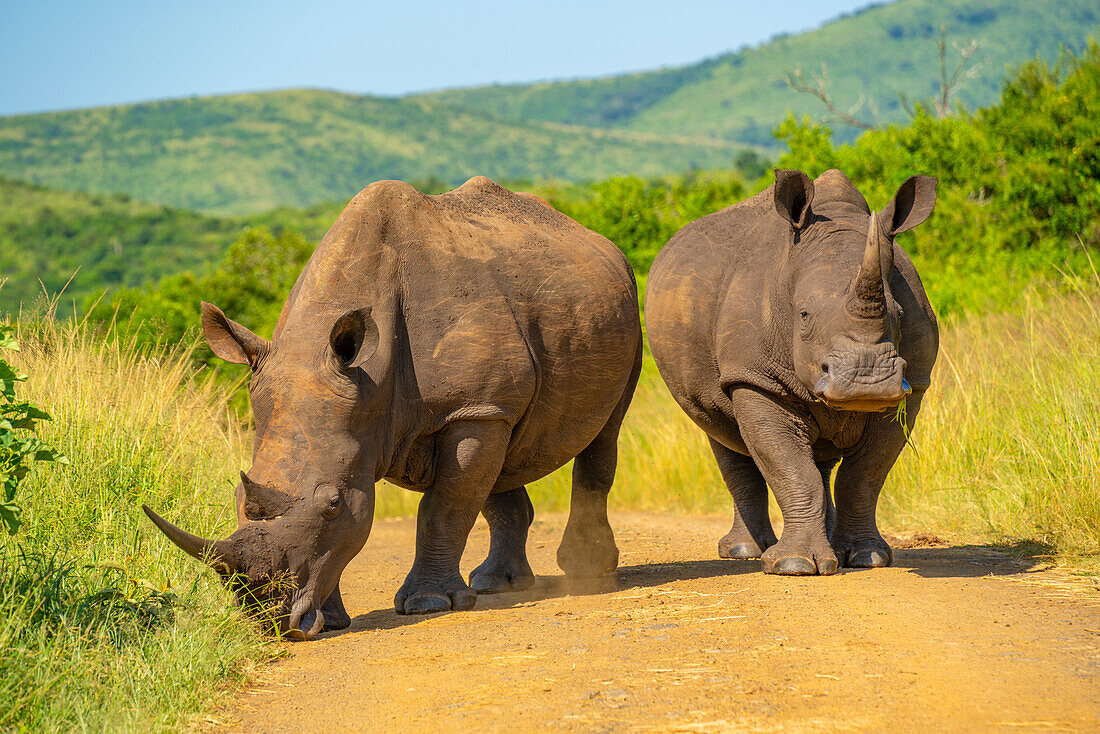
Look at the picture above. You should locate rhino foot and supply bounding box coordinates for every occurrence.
[719,538,765,559]
[319,585,351,631]
[761,532,838,576]
[557,519,619,578]
[470,555,535,594]
[394,573,477,615]
[832,534,893,568]
[717,526,777,559]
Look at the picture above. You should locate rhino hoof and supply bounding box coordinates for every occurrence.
[848,548,891,567]
[843,544,893,568]
[557,521,619,578]
[762,537,839,576]
[774,557,818,575]
[402,593,452,615]
[395,577,478,615]
[719,540,763,559]
[470,566,535,594]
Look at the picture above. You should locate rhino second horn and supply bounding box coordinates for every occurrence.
[848,211,888,318]
[142,504,235,571]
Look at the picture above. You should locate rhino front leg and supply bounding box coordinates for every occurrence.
[710,438,777,559]
[395,421,510,615]
[729,387,838,576]
[832,395,923,568]
[470,486,536,594]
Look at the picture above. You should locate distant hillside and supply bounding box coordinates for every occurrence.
[0,91,739,215]
[0,0,1093,215]
[419,0,1099,145]
[0,176,341,315]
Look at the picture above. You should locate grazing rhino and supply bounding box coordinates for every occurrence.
[646,169,938,575]
[145,176,641,637]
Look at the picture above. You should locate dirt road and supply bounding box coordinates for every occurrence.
[222,513,1099,733]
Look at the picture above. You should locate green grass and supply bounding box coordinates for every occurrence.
[0,312,272,731]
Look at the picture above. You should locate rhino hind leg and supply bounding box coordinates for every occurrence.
[395,421,511,615]
[710,439,777,559]
[319,582,351,631]
[557,344,641,578]
[470,487,536,594]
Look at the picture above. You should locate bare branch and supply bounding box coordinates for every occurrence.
[784,65,875,130]
[936,24,984,118]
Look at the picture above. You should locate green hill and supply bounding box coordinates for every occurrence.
[0,90,740,215]
[0,176,341,316]
[0,0,1093,216]
[418,0,1099,145]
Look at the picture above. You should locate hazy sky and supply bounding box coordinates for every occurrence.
[1,0,872,116]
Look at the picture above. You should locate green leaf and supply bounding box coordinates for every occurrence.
[0,501,22,534]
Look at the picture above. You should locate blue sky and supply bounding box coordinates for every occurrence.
[0,0,872,116]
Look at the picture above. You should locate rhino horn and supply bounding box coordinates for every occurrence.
[848,211,889,318]
[142,504,235,572]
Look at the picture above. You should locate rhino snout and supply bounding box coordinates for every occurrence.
[283,595,325,641]
[815,347,910,411]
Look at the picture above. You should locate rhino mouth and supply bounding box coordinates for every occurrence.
[815,349,911,412]
[284,602,325,640]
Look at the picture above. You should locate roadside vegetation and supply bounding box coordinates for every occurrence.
[0,310,272,731]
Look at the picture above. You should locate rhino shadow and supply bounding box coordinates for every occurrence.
[887,544,1047,579]
[321,557,759,636]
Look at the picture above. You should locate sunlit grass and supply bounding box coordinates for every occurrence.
[2,313,273,732]
[881,269,1100,567]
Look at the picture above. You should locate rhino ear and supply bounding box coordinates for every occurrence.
[773,169,815,230]
[201,302,270,366]
[879,175,938,235]
[330,307,380,369]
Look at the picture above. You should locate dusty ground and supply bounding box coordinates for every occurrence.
[220,513,1099,733]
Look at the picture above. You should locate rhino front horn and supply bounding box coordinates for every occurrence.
[848,211,888,318]
[142,504,234,571]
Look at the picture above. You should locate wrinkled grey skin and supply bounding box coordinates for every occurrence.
[145,176,642,637]
[646,169,939,575]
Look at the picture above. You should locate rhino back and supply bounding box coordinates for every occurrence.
[280,177,641,486]
[647,186,785,445]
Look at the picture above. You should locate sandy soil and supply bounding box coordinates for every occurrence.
[218,513,1099,733]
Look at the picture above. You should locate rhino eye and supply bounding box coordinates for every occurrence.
[322,494,343,520]
[799,310,814,339]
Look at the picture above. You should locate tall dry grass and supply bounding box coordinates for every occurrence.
[1,315,271,732]
[882,272,1100,563]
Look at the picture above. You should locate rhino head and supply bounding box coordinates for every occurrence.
[773,169,937,412]
[145,302,390,639]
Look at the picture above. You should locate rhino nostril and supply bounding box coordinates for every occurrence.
[821,363,830,374]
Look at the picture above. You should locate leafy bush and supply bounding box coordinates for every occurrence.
[767,41,1100,315]
[0,324,66,533]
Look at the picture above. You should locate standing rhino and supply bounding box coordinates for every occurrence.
[145,176,641,637]
[646,169,938,575]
